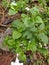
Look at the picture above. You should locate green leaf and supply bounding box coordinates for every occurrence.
[21,40,28,46]
[9,9,17,15]
[17,1,26,10]
[38,0,46,6]
[38,47,49,56]
[11,19,20,28]
[30,40,37,52]
[30,23,37,32]
[37,33,48,44]
[21,14,26,18]
[35,16,45,30]
[21,14,31,27]
[2,0,10,8]
[15,47,22,53]
[30,7,39,16]
[10,1,17,10]
[12,30,22,39]
[19,52,26,62]
[35,16,43,24]
[27,40,37,52]
[10,1,26,14]
[23,31,32,39]
[38,23,45,30]
[12,19,25,32]
[8,39,15,46]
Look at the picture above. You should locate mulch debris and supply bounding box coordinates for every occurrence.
[0,49,16,65]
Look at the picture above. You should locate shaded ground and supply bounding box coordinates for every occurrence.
[0,49,16,65]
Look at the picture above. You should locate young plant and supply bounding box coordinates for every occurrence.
[9,0,27,15]
[3,0,49,62]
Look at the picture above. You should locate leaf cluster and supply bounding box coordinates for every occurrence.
[3,0,49,62]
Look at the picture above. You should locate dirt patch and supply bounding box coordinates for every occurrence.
[0,49,16,65]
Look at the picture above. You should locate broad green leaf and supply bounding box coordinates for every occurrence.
[35,16,43,24]
[38,0,46,6]
[12,31,22,39]
[38,47,49,56]
[38,23,45,30]
[30,23,37,32]
[37,33,48,44]
[10,1,17,10]
[11,19,20,28]
[9,9,17,15]
[21,14,31,27]
[23,31,32,39]
[30,40,37,52]
[2,0,10,8]
[8,39,15,46]
[17,1,26,10]
[27,40,37,52]
[30,7,39,16]
[12,19,25,32]
[19,52,26,62]
[35,16,45,30]
[21,40,28,46]
[23,0,29,3]
[10,1,19,11]
[15,47,22,53]
[21,14,26,18]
